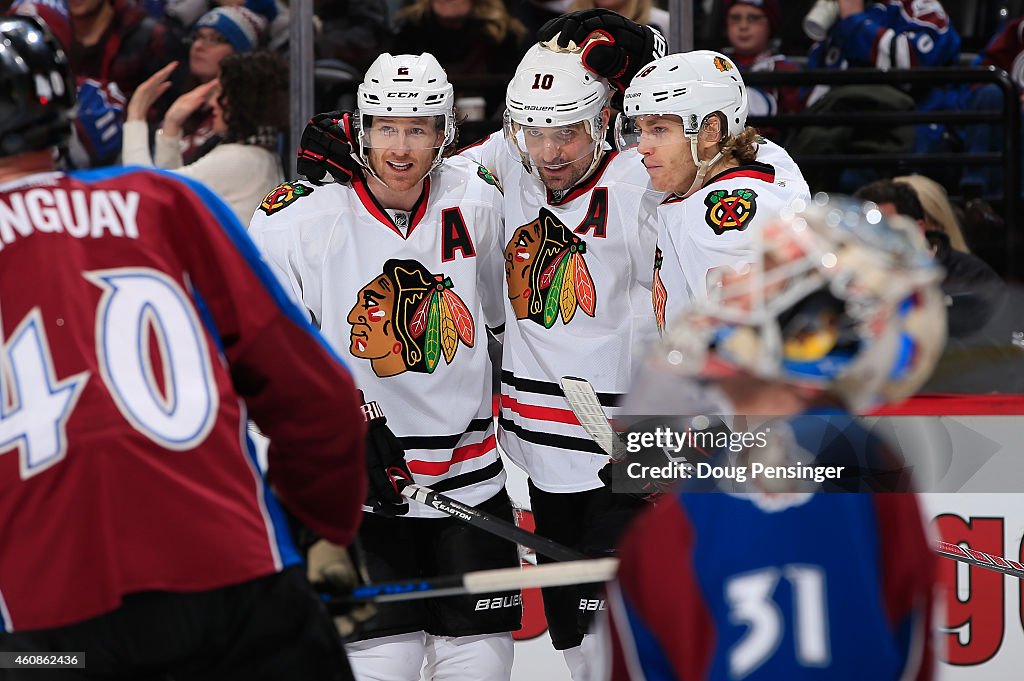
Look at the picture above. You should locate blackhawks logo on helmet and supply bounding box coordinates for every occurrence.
[713,56,734,72]
[505,208,596,328]
[348,259,475,378]
[259,181,314,215]
[705,188,758,235]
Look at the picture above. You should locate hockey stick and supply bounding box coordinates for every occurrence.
[559,376,629,462]
[328,542,1024,611]
[399,481,587,562]
[559,376,697,467]
[329,558,619,608]
[934,540,1024,580]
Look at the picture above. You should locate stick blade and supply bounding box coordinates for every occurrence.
[559,376,626,459]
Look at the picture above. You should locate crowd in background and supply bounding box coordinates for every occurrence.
[5,0,1024,288]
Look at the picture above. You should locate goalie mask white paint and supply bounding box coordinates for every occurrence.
[504,44,611,181]
[354,52,456,182]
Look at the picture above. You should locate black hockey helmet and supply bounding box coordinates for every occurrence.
[0,15,75,157]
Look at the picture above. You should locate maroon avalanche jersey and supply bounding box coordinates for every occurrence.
[0,167,366,632]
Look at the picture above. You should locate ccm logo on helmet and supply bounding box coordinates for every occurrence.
[474,594,522,610]
[386,92,418,98]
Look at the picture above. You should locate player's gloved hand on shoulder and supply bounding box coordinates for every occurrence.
[537,8,667,94]
[361,393,413,517]
[307,538,376,637]
[296,111,361,185]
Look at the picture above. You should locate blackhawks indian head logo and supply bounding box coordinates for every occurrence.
[347,259,475,378]
[504,208,596,328]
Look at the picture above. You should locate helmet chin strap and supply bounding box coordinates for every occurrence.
[677,135,724,199]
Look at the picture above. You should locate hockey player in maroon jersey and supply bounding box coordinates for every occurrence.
[250,53,521,681]
[0,14,366,681]
[605,195,946,680]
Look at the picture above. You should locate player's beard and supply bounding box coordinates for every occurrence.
[536,154,595,194]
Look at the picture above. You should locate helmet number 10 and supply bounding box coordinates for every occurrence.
[532,74,554,90]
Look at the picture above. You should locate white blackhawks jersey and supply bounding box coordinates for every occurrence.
[463,134,664,492]
[654,139,810,332]
[248,156,507,518]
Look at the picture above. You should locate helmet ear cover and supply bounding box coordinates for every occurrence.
[0,15,76,157]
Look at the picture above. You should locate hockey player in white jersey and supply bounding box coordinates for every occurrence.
[457,11,669,677]
[249,53,519,681]
[616,50,810,333]
[283,11,668,676]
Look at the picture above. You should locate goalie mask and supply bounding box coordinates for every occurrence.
[504,44,612,190]
[616,51,749,197]
[657,194,946,412]
[354,52,456,185]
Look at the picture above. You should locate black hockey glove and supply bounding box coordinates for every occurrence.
[361,393,413,517]
[296,111,362,185]
[537,9,667,95]
[308,538,376,638]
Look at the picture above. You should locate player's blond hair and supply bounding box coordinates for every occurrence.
[398,0,526,44]
[714,117,761,165]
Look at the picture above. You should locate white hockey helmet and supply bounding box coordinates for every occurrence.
[657,194,946,412]
[618,50,749,144]
[354,52,456,178]
[503,44,612,177]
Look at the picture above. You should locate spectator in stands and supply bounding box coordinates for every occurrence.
[314,0,392,73]
[722,0,803,141]
[66,0,175,167]
[854,178,1024,393]
[511,0,572,41]
[162,0,287,50]
[123,50,287,224]
[393,0,528,120]
[958,15,1024,199]
[10,0,71,47]
[166,6,268,164]
[791,0,961,191]
[893,173,972,253]
[569,0,668,34]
